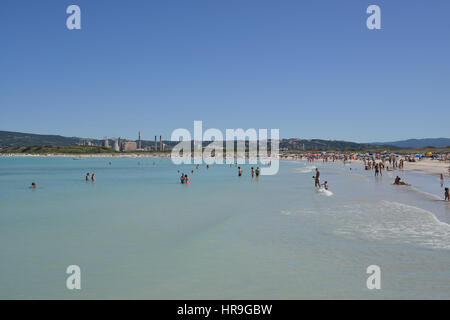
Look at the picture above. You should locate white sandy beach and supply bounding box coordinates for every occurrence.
[403,158,450,177]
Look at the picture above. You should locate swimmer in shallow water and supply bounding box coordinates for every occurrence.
[394,176,410,186]
[30,182,37,189]
[323,181,328,190]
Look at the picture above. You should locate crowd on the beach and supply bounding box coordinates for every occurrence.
[301,152,449,201]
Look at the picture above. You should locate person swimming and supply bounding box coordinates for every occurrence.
[30,182,37,189]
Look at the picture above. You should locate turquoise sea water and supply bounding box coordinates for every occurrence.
[0,157,449,299]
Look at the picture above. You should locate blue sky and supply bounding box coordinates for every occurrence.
[1,0,449,142]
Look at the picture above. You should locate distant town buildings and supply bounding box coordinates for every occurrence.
[99,132,168,152]
[113,138,120,152]
[122,141,137,152]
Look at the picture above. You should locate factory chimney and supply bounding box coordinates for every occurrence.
[138,131,141,149]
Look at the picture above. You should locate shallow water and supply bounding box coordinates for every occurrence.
[0,157,449,299]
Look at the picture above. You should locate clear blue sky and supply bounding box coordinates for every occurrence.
[1,0,449,142]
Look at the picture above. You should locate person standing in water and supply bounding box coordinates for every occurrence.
[440,173,444,188]
[251,167,255,178]
[323,181,329,190]
[255,167,260,178]
[238,167,243,177]
[30,182,37,189]
[91,173,95,182]
[180,173,185,184]
[314,168,320,187]
[185,175,190,184]
[86,173,90,181]
[445,187,449,201]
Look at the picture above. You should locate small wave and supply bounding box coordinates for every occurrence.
[296,166,316,173]
[316,188,333,196]
[333,200,450,250]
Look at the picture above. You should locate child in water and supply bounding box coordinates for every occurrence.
[323,181,328,190]
[185,175,190,184]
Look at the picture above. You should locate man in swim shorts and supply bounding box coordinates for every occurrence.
[315,168,320,187]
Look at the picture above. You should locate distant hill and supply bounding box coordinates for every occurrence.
[279,138,389,151]
[0,130,107,147]
[0,130,393,151]
[374,138,450,149]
